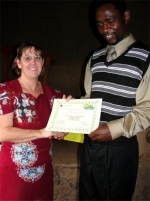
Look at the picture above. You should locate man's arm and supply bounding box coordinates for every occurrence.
[84,59,150,141]
[110,64,150,139]
[81,57,92,99]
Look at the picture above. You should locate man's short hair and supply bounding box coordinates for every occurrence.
[90,0,128,16]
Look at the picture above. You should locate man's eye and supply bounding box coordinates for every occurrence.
[97,23,103,28]
[108,20,114,24]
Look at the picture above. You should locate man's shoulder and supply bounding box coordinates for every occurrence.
[93,46,106,53]
[133,41,150,52]
[92,47,106,59]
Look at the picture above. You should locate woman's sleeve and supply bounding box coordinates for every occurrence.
[0,83,14,115]
[52,88,63,98]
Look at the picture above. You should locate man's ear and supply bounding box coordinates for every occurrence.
[123,10,130,24]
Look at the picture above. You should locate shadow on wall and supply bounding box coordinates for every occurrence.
[79,0,108,97]
[88,0,107,47]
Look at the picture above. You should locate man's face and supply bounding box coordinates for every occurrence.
[95,4,129,45]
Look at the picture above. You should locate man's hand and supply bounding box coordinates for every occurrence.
[88,124,112,141]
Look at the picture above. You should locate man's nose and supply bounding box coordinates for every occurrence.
[102,23,110,33]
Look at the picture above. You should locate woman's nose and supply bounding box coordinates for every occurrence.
[31,58,36,63]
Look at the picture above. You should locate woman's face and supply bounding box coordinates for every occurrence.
[17,47,44,79]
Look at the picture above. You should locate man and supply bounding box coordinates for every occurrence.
[79,0,150,200]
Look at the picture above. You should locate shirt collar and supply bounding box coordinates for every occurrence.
[106,34,136,57]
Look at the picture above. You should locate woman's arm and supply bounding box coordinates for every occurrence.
[0,94,73,143]
[0,112,55,143]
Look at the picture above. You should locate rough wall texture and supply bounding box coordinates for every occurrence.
[53,130,150,201]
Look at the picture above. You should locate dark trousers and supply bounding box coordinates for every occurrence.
[79,136,139,201]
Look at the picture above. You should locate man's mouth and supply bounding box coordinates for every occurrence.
[104,33,114,40]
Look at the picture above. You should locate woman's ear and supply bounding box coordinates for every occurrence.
[16,58,21,69]
[123,10,130,24]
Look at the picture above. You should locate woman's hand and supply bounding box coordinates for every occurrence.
[40,128,68,140]
[39,129,54,138]
[62,94,73,101]
[51,131,68,140]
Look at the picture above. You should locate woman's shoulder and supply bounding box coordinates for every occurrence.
[0,79,18,91]
[42,83,63,98]
[0,79,21,101]
[0,81,11,93]
[0,80,19,114]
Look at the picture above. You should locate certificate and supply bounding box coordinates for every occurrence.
[45,99,102,134]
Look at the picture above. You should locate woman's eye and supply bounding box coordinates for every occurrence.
[35,56,41,60]
[25,57,31,60]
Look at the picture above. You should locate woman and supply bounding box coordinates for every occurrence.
[0,42,70,200]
